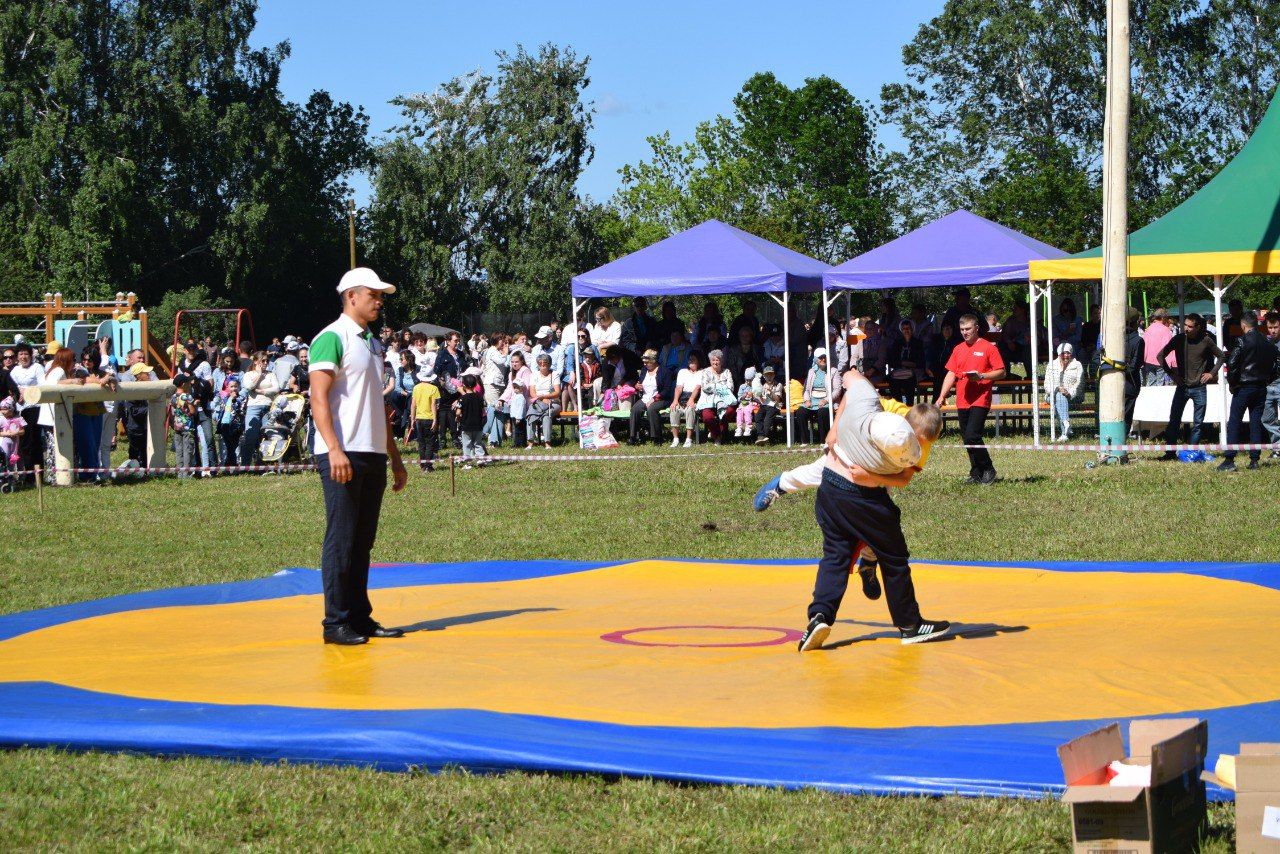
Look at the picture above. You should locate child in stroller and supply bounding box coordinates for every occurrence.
[258,393,310,464]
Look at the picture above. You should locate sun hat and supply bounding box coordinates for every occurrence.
[336,267,395,295]
[129,363,154,376]
[285,341,302,352]
[535,325,554,340]
[744,366,757,381]
[813,347,828,360]
[0,397,14,410]
[461,366,482,378]
[1057,342,1073,355]
[762,364,777,374]
[642,349,658,361]
[868,412,922,470]
[47,341,63,356]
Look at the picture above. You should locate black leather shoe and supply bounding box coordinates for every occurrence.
[323,625,368,645]
[354,621,404,639]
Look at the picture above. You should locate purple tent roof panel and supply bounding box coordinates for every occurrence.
[572,220,829,298]
[823,210,1068,290]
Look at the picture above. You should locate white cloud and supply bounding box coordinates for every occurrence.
[597,93,632,116]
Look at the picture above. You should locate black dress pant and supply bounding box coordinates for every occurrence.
[803,407,831,444]
[317,451,387,629]
[439,394,461,448]
[754,404,780,440]
[17,408,40,478]
[809,468,922,630]
[415,418,438,466]
[888,375,916,405]
[1224,385,1266,463]
[959,405,994,478]
[629,399,663,441]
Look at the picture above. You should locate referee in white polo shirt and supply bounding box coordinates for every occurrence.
[309,268,409,645]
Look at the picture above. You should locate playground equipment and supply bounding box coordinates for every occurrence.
[0,293,168,373]
[171,308,255,365]
[24,381,174,486]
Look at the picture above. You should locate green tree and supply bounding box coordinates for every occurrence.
[880,0,1280,252]
[368,44,604,325]
[0,1,369,336]
[614,73,890,264]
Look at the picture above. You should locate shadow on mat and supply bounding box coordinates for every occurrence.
[396,608,560,634]
[824,620,1029,649]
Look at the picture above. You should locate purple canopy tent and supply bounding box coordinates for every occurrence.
[819,210,1069,443]
[569,220,831,447]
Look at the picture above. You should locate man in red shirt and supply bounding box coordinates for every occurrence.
[935,314,1006,484]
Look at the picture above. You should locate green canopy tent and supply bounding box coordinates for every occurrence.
[1031,85,1280,443]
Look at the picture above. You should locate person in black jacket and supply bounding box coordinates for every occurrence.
[1219,313,1277,471]
[886,319,925,404]
[433,331,471,449]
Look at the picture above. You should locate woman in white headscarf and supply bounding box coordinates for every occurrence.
[1044,342,1084,441]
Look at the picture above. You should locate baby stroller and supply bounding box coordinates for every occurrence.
[0,452,15,494]
[259,394,310,465]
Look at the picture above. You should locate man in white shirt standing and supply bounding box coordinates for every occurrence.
[309,267,409,646]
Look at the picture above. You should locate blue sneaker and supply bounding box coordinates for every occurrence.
[754,475,784,511]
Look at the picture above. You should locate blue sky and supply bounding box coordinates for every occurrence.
[251,0,947,205]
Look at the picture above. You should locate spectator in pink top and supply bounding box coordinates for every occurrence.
[1142,308,1176,386]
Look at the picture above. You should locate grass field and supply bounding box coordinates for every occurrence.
[3,437,1269,850]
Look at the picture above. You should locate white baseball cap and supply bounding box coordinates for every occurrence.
[813,347,828,360]
[869,412,922,470]
[337,267,395,295]
[535,325,554,340]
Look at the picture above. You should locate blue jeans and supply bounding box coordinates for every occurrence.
[1262,381,1280,444]
[240,404,269,464]
[1224,385,1266,463]
[1050,390,1072,435]
[460,429,487,460]
[1164,384,1207,444]
[195,411,213,468]
[317,451,387,629]
[72,412,103,481]
[484,403,505,446]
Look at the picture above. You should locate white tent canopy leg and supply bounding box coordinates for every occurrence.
[1046,280,1055,442]
[768,292,793,447]
[1199,274,1237,446]
[822,292,835,426]
[571,296,586,448]
[1029,280,1047,447]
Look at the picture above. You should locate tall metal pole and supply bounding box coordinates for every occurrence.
[347,200,357,270]
[1098,0,1131,459]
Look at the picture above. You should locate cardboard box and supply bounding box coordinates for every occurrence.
[1058,719,1208,854]
[1202,743,1280,853]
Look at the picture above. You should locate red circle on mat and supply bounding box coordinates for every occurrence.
[600,625,804,648]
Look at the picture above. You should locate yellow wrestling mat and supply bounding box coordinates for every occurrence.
[2,559,1277,730]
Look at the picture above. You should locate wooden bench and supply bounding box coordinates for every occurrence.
[938,402,1097,436]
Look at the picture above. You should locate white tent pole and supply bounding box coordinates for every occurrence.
[1210,275,1228,445]
[822,293,834,426]
[783,292,793,447]
[572,297,585,448]
[1030,281,1041,447]
[1047,280,1056,443]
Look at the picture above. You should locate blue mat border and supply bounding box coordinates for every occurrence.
[0,558,1274,798]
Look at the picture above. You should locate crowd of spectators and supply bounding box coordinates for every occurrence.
[1,334,312,484]
[3,290,1279,485]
